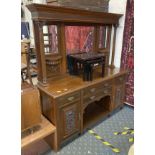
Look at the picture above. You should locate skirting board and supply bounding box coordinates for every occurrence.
[125,102,134,107]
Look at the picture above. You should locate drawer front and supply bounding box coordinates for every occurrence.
[83,81,112,97]
[57,91,80,107]
[83,85,98,96]
[115,75,126,85]
[102,80,113,88]
[83,86,112,105]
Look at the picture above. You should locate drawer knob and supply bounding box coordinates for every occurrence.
[90,96,95,100]
[90,88,95,92]
[68,96,75,101]
[104,90,108,94]
[119,77,123,81]
[104,83,109,87]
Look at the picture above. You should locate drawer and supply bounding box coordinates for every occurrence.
[83,86,112,105]
[115,75,126,85]
[83,85,98,96]
[102,81,113,88]
[83,81,112,97]
[57,91,80,106]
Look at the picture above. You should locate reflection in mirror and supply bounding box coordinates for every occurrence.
[65,26,94,54]
[43,25,61,78]
[99,26,107,49]
[43,25,58,54]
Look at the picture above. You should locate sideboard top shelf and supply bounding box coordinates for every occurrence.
[27,3,123,25]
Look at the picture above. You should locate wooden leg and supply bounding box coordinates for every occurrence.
[44,131,59,152]
[53,130,58,151]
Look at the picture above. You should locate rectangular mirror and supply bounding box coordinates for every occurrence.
[43,25,61,78]
[65,26,94,54]
[43,25,58,54]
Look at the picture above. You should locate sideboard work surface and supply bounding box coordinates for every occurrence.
[38,67,127,149]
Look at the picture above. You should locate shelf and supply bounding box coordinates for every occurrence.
[84,110,109,130]
[83,96,111,129]
[21,115,56,149]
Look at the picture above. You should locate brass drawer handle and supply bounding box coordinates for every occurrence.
[67,96,75,101]
[104,83,109,87]
[119,77,124,81]
[104,90,108,94]
[90,96,95,100]
[90,88,95,92]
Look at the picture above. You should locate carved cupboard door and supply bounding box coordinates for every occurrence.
[60,101,80,140]
[114,85,125,108]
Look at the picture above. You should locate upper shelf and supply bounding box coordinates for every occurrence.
[27,3,123,25]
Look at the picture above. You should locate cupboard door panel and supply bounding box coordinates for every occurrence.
[114,85,125,108]
[60,102,80,140]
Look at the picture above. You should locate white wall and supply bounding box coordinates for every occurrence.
[22,0,46,46]
[109,0,127,68]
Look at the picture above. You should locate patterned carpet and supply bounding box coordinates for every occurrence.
[43,105,134,155]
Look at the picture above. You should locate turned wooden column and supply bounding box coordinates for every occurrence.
[33,21,47,85]
[110,25,117,68]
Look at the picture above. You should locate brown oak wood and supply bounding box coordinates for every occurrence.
[21,83,41,131]
[38,67,127,98]
[26,4,127,151]
[21,115,56,149]
[113,74,127,109]
[27,4,122,86]
[38,67,127,149]
[27,3,122,25]
[60,101,80,140]
[33,21,47,85]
